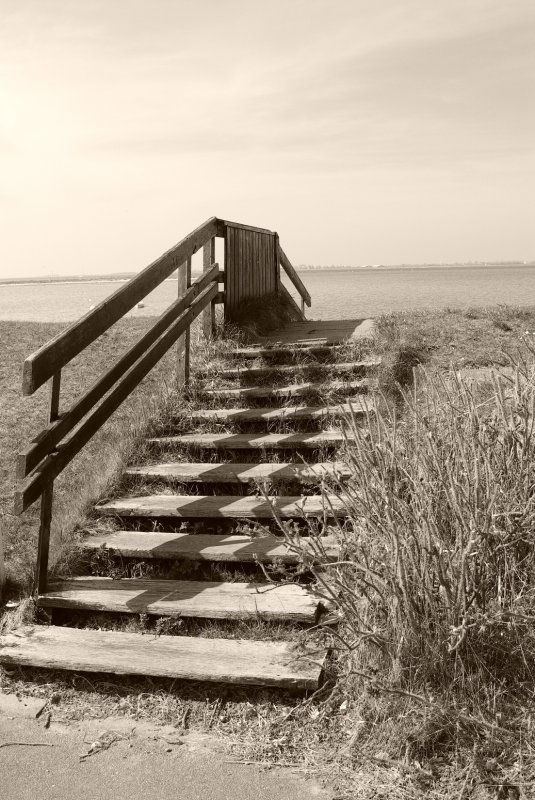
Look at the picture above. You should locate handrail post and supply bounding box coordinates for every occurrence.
[274,234,280,293]
[0,515,5,598]
[203,237,216,338]
[177,257,192,387]
[36,371,61,595]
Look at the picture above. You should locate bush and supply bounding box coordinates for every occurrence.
[309,346,535,766]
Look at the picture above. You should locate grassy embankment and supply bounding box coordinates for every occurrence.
[1,304,535,798]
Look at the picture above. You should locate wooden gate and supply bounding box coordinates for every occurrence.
[224,222,279,320]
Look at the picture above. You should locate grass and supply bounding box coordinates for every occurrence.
[1,303,535,798]
[0,317,184,593]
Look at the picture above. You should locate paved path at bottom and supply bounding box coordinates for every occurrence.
[1,714,329,800]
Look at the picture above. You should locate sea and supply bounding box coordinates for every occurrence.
[0,264,533,323]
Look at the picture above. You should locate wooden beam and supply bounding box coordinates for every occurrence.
[280,283,306,321]
[176,258,192,387]
[17,266,220,480]
[0,625,325,690]
[279,246,311,307]
[22,217,219,395]
[95,494,347,519]
[0,517,5,597]
[14,282,219,514]
[79,531,339,564]
[38,577,324,622]
[202,237,216,339]
[124,460,352,484]
[148,431,352,450]
[219,219,274,235]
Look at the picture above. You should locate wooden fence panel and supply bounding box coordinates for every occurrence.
[224,224,277,320]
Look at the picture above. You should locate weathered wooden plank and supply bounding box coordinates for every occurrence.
[95,494,347,519]
[176,257,192,387]
[186,399,373,423]
[221,219,274,235]
[0,517,5,596]
[38,578,324,622]
[202,238,216,338]
[15,282,219,514]
[279,246,311,307]
[255,318,375,345]
[204,378,373,400]
[17,265,220,479]
[0,625,324,690]
[125,460,351,484]
[279,283,306,321]
[231,345,344,358]
[79,531,339,563]
[148,432,352,450]
[22,217,219,395]
[217,360,381,380]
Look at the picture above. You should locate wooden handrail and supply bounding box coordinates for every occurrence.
[17,265,221,480]
[15,281,219,515]
[22,216,219,395]
[279,247,311,308]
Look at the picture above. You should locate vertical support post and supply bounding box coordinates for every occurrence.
[176,257,192,388]
[0,514,5,598]
[36,371,61,595]
[203,237,216,339]
[301,296,305,316]
[274,233,280,293]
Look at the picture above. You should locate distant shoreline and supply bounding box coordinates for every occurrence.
[0,262,533,287]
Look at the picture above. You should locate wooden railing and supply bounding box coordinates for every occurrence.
[14,217,311,593]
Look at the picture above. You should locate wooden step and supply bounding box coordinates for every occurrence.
[38,578,325,622]
[253,319,375,346]
[148,431,351,450]
[204,378,373,400]
[186,400,373,424]
[0,625,325,690]
[216,360,381,380]
[96,494,347,519]
[80,531,339,563]
[231,345,345,359]
[125,460,351,484]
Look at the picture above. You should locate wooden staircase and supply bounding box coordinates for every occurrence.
[2,217,377,694]
[2,323,377,692]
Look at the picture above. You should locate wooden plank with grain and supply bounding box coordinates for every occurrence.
[217,360,381,380]
[124,460,351,484]
[204,378,373,400]
[95,494,347,519]
[0,625,325,689]
[79,530,339,563]
[38,578,325,622]
[148,432,352,450]
[186,399,373,423]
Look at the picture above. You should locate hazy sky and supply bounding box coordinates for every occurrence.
[1,0,534,278]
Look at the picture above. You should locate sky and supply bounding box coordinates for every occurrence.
[1,0,534,278]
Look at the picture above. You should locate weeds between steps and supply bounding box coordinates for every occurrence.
[270,342,535,796]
